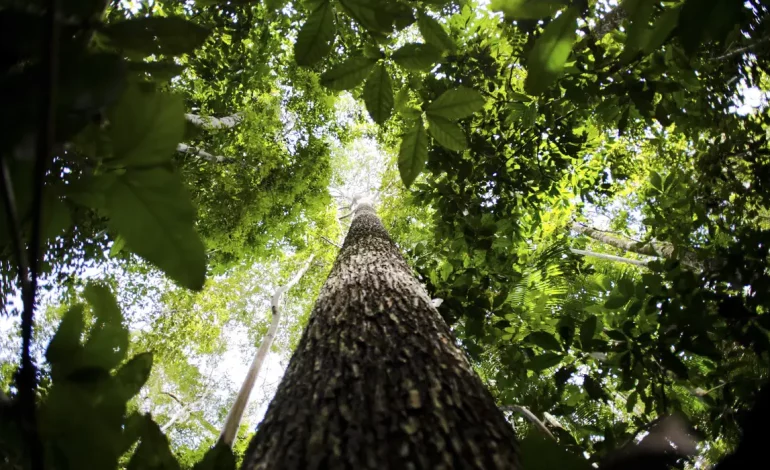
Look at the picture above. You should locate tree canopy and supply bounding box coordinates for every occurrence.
[2,0,769,469]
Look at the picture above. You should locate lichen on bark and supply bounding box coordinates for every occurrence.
[241,203,519,469]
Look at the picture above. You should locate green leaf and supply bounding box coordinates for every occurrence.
[294,2,336,66]
[101,16,211,56]
[519,433,592,470]
[580,315,597,349]
[395,88,422,119]
[525,352,564,371]
[108,83,185,167]
[392,43,443,71]
[320,57,377,90]
[650,171,663,191]
[398,119,429,188]
[127,415,181,470]
[626,390,639,413]
[527,331,562,351]
[116,352,153,400]
[46,305,85,367]
[643,6,681,54]
[338,0,396,33]
[192,441,236,470]
[417,11,455,51]
[426,87,485,120]
[426,115,467,151]
[363,64,394,124]
[490,0,568,20]
[106,167,206,290]
[604,293,629,309]
[81,283,129,371]
[524,6,579,95]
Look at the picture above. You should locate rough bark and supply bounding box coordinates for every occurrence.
[571,224,704,271]
[569,248,650,267]
[176,143,235,164]
[241,203,519,470]
[220,255,316,447]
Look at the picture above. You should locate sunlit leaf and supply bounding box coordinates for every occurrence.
[106,167,206,290]
[490,0,568,20]
[524,6,579,95]
[392,43,442,71]
[320,56,377,90]
[363,64,394,124]
[426,87,485,120]
[417,11,455,51]
[426,115,467,151]
[398,119,429,187]
[294,1,336,66]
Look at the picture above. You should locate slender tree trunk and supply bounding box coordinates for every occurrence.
[185,113,243,129]
[242,203,518,470]
[569,248,650,267]
[220,254,316,447]
[571,224,703,270]
[176,143,235,164]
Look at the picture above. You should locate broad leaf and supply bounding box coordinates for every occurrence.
[604,293,629,309]
[417,12,455,51]
[108,84,185,167]
[527,331,562,351]
[45,305,85,368]
[643,6,681,54]
[398,119,429,188]
[106,167,206,290]
[392,43,442,71]
[101,16,211,56]
[338,0,396,33]
[363,64,394,124]
[426,115,467,151]
[491,0,567,20]
[192,441,236,470]
[127,415,181,470]
[426,87,486,120]
[580,315,597,349]
[294,1,336,66]
[526,352,564,371]
[80,283,129,371]
[116,352,154,401]
[127,61,185,82]
[524,7,579,95]
[320,57,377,90]
[520,433,592,470]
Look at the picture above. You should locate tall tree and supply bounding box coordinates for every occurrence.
[242,201,518,469]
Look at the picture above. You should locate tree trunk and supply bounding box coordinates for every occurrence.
[569,248,650,267]
[241,203,519,470]
[185,113,243,129]
[220,254,316,447]
[571,224,704,271]
[176,143,236,164]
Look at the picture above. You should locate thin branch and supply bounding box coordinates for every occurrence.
[185,113,243,130]
[0,158,32,302]
[338,212,353,220]
[320,236,341,249]
[176,143,236,164]
[504,405,556,440]
[712,36,770,61]
[570,248,651,267]
[219,254,316,447]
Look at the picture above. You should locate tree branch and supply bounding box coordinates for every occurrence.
[570,248,651,267]
[503,405,556,440]
[176,143,236,164]
[219,254,316,447]
[185,113,244,129]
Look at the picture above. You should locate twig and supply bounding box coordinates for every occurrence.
[320,236,341,249]
[0,158,31,300]
[504,405,556,440]
[712,36,770,61]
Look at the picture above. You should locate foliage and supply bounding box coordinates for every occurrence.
[3,0,770,468]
